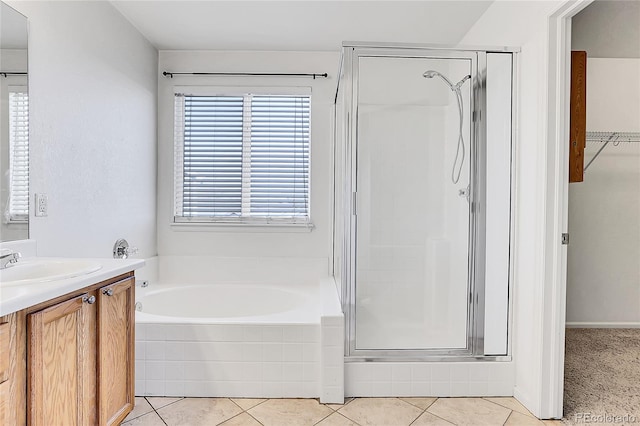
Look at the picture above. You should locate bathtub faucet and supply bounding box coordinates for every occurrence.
[0,249,21,269]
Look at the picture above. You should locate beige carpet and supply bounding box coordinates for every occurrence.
[563,328,640,424]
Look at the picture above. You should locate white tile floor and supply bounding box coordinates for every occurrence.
[122,396,563,425]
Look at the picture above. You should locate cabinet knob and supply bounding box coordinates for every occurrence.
[83,295,96,304]
[103,288,114,297]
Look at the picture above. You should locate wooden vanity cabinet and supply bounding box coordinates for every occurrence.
[27,292,97,425]
[97,278,135,425]
[0,311,27,425]
[0,272,135,426]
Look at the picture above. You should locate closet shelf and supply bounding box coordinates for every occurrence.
[586,131,640,143]
[584,131,640,173]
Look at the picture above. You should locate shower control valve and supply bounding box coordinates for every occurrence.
[458,185,470,201]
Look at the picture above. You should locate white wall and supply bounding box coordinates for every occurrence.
[7,1,158,258]
[0,49,28,241]
[567,58,640,325]
[460,0,565,416]
[157,51,338,264]
[571,0,640,58]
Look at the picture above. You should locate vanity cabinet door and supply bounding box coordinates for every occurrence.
[27,293,97,426]
[98,277,134,426]
[0,311,27,426]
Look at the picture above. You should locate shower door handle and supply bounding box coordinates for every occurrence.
[352,192,357,215]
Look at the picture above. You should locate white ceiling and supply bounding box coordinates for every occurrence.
[110,1,493,51]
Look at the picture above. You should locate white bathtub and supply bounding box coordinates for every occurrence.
[137,283,320,323]
[134,278,344,403]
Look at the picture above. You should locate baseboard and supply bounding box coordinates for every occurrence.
[565,322,640,328]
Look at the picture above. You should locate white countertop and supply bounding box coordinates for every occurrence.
[0,257,145,316]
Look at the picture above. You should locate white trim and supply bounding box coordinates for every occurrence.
[566,322,640,328]
[543,0,594,419]
[170,221,314,233]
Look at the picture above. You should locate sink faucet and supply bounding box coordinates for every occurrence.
[0,249,21,269]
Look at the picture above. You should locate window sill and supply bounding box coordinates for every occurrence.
[3,219,28,225]
[170,220,315,233]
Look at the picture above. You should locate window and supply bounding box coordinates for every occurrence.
[173,90,311,226]
[6,89,29,223]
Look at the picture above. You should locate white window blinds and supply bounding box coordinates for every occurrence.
[174,92,310,225]
[7,90,29,222]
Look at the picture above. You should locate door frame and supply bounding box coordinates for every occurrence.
[541,0,593,418]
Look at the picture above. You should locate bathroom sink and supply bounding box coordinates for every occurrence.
[0,259,102,287]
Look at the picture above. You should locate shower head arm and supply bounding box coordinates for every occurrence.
[454,75,471,91]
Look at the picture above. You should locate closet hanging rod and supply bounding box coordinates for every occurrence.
[1,72,27,77]
[163,71,328,79]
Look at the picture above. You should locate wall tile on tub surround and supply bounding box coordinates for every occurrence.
[345,362,514,398]
[136,324,322,399]
[157,256,329,284]
[321,314,345,404]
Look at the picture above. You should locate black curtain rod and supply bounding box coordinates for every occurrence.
[163,71,328,79]
[1,72,27,77]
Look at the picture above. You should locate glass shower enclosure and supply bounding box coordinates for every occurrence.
[333,43,516,359]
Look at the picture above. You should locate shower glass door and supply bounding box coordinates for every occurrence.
[353,52,476,353]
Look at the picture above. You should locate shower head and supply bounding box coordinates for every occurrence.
[423,70,471,91]
[422,70,454,89]
[423,69,472,185]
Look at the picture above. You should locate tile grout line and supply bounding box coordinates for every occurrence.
[424,397,438,411]
[333,411,363,426]
[143,396,176,426]
[401,396,437,413]
[313,399,362,426]
[414,399,461,426]
[313,410,335,425]
[215,410,264,426]
[245,410,265,426]
[228,398,246,412]
[231,398,267,425]
[482,398,536,418]
[323,398,353,413]
[392,396,427,426]
[406,399,430,426]
[502,410,515,426]
[422,411,458,426]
